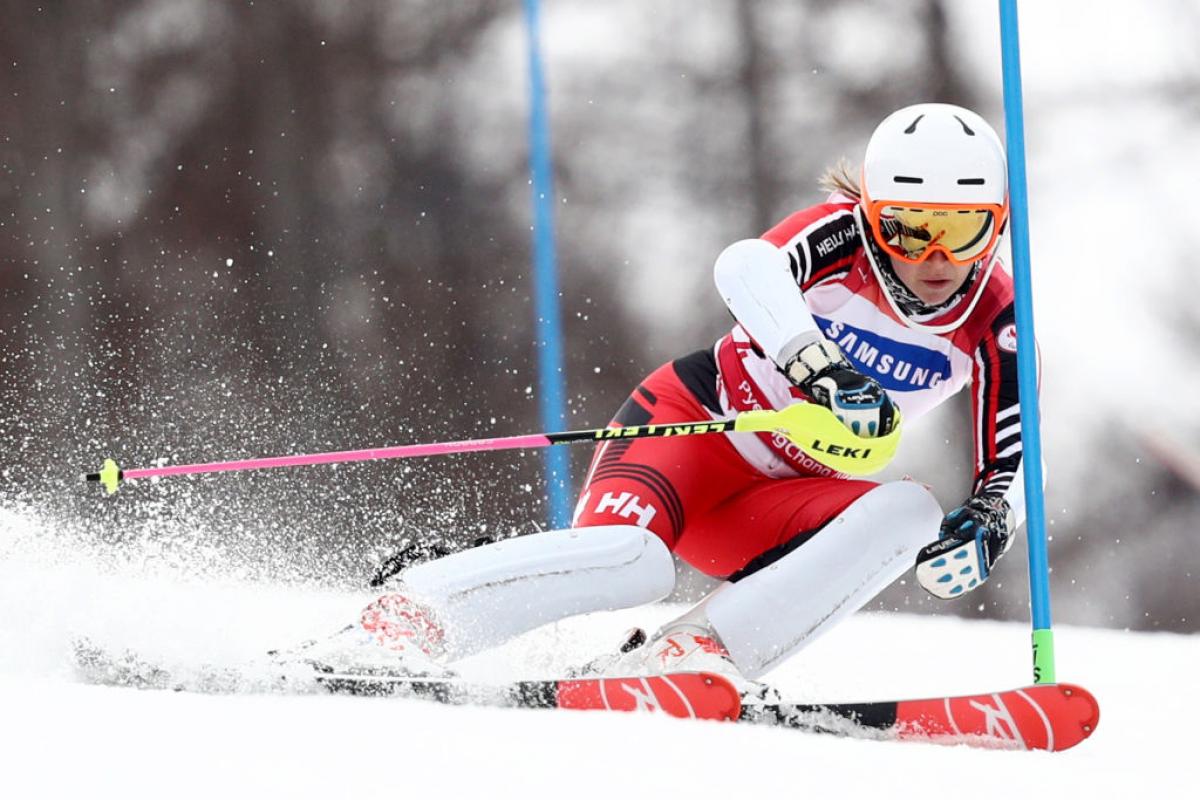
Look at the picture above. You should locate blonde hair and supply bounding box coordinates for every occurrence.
[818,158,862,201]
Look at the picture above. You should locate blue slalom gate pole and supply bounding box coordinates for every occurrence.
[522,0,573,528]
[999,0,1055,684]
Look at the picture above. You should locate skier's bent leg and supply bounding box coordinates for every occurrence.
[612,481,941,684]
[384,524,675,661]
[704,480,942,678]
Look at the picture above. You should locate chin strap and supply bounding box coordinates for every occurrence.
[853,204,998,336]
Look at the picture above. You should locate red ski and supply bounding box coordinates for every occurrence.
[315,669,743,722]
[74,640,1099,752]
[316,668,1098,751]
[747,682,1100,752]
[553,672,741,720]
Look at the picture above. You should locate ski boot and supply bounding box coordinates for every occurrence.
[276,593,454,680]
[596,620,781,707]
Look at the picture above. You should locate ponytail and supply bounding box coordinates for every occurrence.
[818,159,862,201]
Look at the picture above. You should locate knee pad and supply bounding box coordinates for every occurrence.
[705,481,942,678]
[401,525,675,659]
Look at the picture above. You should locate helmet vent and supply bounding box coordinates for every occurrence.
[893,176,924,184]
[953,115,976,136]
[957,178,985,185]
[903,114,925,134]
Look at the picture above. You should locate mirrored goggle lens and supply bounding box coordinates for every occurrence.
[877,205,996,264]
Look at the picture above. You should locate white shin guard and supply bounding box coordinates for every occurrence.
[704,481,943,679]
[398,525,675,660]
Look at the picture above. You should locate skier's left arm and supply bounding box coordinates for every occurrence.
[969,301,1030,525]
[917,304,1035,598]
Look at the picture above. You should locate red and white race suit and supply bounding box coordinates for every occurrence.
[574,199,1028,579]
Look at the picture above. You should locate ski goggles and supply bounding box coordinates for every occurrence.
[864,201,1007,267]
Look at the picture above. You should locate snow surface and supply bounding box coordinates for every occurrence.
[1,508,1193,800]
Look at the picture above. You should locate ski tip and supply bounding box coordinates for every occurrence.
[557,671,742,721]
[892,682,1101,752]
[85,458,123,495]
[1047,682,1101,752]
[999,682,1100,752]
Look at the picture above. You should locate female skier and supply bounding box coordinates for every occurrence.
[314,103,1028,691]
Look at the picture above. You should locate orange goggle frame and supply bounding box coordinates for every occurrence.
[864,200,1008,267]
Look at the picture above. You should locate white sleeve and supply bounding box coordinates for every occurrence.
[713,238,823,367]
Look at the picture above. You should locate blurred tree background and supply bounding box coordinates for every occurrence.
[1,0,1195,633]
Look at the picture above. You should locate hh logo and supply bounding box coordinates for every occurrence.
[594,491,657,527]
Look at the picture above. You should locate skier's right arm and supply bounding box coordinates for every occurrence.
[713,238,897,438]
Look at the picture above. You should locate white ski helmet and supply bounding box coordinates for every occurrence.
[855,103,1010,332]
[862,103,1008,211]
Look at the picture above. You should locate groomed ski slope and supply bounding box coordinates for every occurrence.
[0,538,1192,800]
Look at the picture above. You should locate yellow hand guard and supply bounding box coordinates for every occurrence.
[733,403,902,476]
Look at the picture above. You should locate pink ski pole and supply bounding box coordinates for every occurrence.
[84,404,901,494]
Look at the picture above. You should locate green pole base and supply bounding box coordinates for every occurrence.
[1032,628,1056,684]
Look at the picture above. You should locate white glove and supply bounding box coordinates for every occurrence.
[915,494,1017,599]
[784,340,898,438]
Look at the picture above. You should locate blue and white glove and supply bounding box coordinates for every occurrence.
[784,339,897,438]
[915,494,1016,599]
